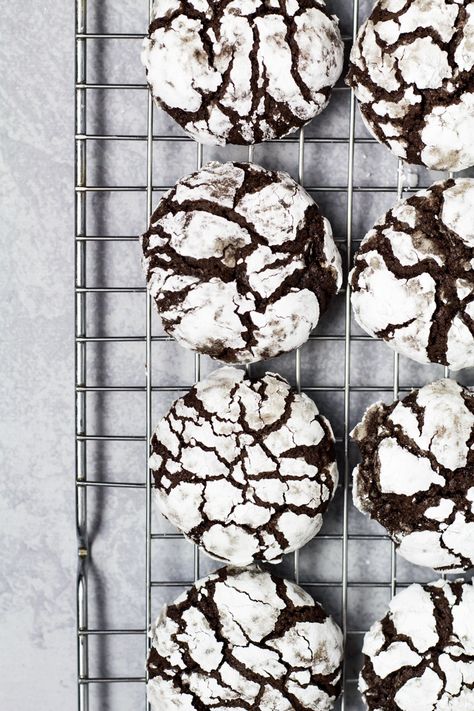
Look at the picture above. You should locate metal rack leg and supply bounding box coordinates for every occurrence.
[293,127,305,585]
[145,3,155,708]
[193,140,203,583]
[75,1,89,710]
[389,160,405,598]
[342,2,360,707]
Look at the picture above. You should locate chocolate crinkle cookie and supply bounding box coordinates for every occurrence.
[351,179,474,371]
[149,367,338,566]
[147,565,343,711]
[347,0,474,171]
[141,0,344,145]
[352,379,474,573]
[360,580,474,711]
[141,161,342,364]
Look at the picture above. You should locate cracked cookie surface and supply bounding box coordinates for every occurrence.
[149,367,338,566]
[347,0,474,171]
[141,161,342,364]
[142,0,344,145]
[360,579,474,711]
[350,179,474,371]
[352,379,474,572]
[147,565,343,710]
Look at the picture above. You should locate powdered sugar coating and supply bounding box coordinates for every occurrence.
[360,580,474,711]
[352,379,474,572]
[142,0,344,145]
[347,0,474,171]
[147,565,343,710]
[149,367,338,566]
[350,179,474,371]
[142,161,342,364]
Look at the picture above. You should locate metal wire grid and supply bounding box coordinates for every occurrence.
[74,1,463,709]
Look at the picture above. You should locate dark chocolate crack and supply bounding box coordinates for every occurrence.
[142,0,343,145]
[346,0,474,171]
[352,379,474,572]
[350,179,474,369]
[150,367,338,565]
[147,565,343,710]
[141,161,342,364]
[360,580,474,711]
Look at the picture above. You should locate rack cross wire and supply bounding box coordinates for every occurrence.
[74,1,460,709]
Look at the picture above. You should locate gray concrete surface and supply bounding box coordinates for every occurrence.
[1,2,76,710]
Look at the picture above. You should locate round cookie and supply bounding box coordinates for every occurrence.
[360,579,474,711]
[149,367,338,566]
[347,0,474,171]
[142,0,344,146]
[350,179,474,371]
[352,379,474,573]
[147,565,343,711]
[141,161,343,364]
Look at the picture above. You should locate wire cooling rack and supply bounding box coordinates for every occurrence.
[74,1,472,709]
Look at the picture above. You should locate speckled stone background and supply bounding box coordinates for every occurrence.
[1,1,473,710]
[1,1,75,709]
